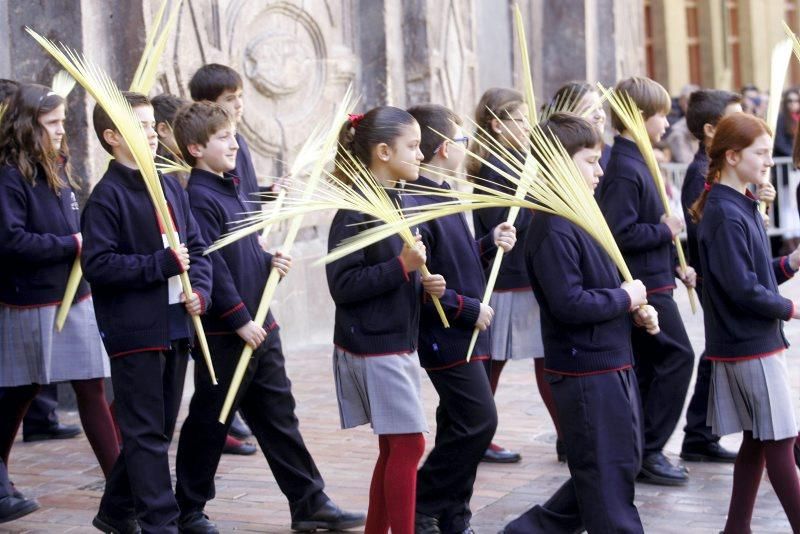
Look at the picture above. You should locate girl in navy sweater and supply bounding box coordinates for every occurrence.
[0,84,118,522]
[326,106,445,534]
[692,112,800,534]
[505,112,658,534]
[469,87,555,463]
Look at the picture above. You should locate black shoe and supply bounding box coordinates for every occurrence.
[92,510,141,533]
[228,413,252,440]
[680,441,737,463]
[482,444,521,464]
[556,439,567,463]
[0,495,40,524]
[179,511,219,533]
[415,513,440,534]
[9,482,23,499]
[291,500,366,531]
[222,435,257,456]
[23,423,82,442]
[638,452,689,486]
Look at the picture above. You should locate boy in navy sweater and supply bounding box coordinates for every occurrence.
[81,92,212,534]
[407,104,516,534]
[597,76,696,486]
[172,102,364,534]
[504,113,658,534]
[678,90,744,463]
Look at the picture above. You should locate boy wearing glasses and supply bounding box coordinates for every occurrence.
[406,104,517,534]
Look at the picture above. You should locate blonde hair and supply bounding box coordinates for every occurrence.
[610,77,671,133]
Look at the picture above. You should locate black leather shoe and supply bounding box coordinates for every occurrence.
[638,452,689,486]
[92,510,141,533]
[556,439,567,463]
[9,482,23,499]
[291,500,366,531]
[415,513,440,534]
[228,413,252,440]
[23,423,82,442]
[482,445,521,464]
[222,435,257,456]
[179,511,219,533]
[0,495,40,524]
[680,441,737,463]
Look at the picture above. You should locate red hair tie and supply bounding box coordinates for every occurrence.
[348,113,365,129]
[704,182,712,192]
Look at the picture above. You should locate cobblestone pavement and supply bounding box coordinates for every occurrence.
[4,283,800,533]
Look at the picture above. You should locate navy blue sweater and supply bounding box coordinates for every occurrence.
[681,146,707,276]
[326,189,421,356]
[472,151,532,290]
[81,160,212,357]
[525,212,634,375]
[698,184,795,360]
[408,176,496,369]
[597,136,676,292]
[186,168,277,334]
[0,163,88,307]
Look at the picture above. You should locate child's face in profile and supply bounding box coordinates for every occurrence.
[576,91,606,135]
[496,104,531,151]
[572,144,603,190]
[383,122,424,183]
[110,105,158,163]
[731,133,774,186]
[38,103,66,152]
[214,88,244,124]
[198,122,239,174]
[644,112,669,144]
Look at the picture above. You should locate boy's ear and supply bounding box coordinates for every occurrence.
[102,129,121,148]
[186,142,204,159]
[439,140,449,159]
[156,122,172,139]
[703,122,716,141]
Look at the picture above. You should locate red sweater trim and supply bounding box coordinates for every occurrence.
[334,344,414,357]
[647,284,677,295]
[0,292,92,309]
[454,294,464,320]
[780,256,796,280]
[110,345,170,358]
[543,364,633,377]
[423,354,490,371]
[706,347,785,362]
[220,302,245,318]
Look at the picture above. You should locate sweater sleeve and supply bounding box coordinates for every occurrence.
[708,220,793,320]
[600,175,674,253]
[530,228,632,325]
[326,210,412,305]
[773,255,797,286]
[0,179,78,264]
[179,191,212,314]
[81,199,183,288]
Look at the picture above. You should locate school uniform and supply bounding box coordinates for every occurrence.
[326,188,427,435]
[0,163,108,386]
[408,176,498,533]
[698,184,798,441]
[678,146,720,448]
[504,212,644,534]
[81,160,212,533]
[597,135,694,457]
[176,168,329,522]
[472,152,543,361]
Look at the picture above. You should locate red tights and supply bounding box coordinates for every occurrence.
[724,431,800,533]
[364,433,426,534]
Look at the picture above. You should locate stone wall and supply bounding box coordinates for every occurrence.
[0,0,645,350]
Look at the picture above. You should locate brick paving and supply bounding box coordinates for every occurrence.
[4,283,800,533]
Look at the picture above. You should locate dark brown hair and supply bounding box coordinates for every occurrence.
[685,89,742,143]
[92,91,151,155]
[538,112,601,157]
[690,112,771,222]
[407,104,462,163]
[172,102,235,166]
[0,83,75,191]
[188,64,242,102]
[332,106,417,185]
[466,87,525,176]
[610,76,671,133]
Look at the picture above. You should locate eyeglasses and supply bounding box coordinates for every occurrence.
[501,116,528,123]
[452,136,469,146]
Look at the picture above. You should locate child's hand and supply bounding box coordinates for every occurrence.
[422,274,446,298]
[788,245,800,272]
[676,265,697,288]
[400,234,426,271]
[174,243,190,271]
[757,182,776,203]
[73,232,82,255]
[761,211,771,228]
[180,291,202,316]
[621,279,647,310]
[633,304,660,335]
[236,320,267,349]
[271,173,292,192]
[475,303,494,331]
[660,214,684,238]
[493,222,516,253]
[271,251,292,278]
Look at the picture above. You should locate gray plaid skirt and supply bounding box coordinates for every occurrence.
[708,352,797,441]
[0,298,109,387]
[489,289,544,361]
[333,347,428,435]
